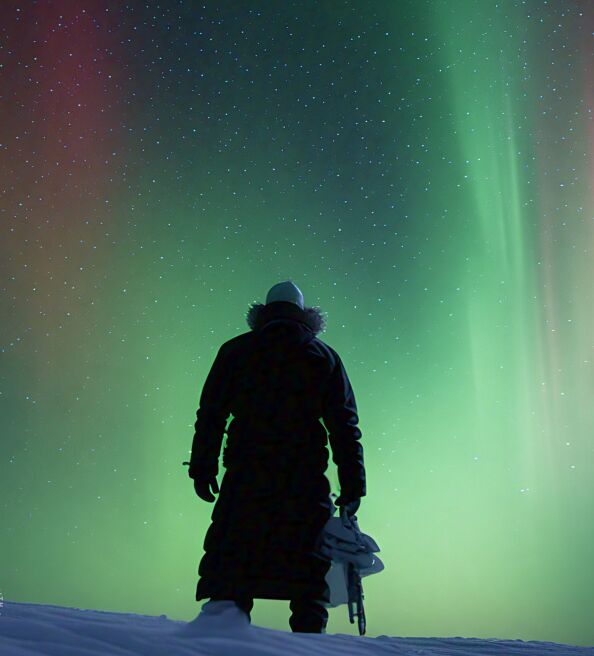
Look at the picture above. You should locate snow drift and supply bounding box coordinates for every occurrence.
[1,600,592,656]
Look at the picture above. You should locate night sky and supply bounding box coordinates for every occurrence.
[1,0,593,646]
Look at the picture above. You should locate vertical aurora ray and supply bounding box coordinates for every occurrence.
[433,0,594,635]
[447,2,571,482]
[434,1,544,477]
[436,2,534,456]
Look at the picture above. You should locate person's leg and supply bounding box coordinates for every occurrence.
[289,557,331,633]
[289,596,329,633]
[234,596,254,622]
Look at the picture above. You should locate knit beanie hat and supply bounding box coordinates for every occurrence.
[265,280,304,310]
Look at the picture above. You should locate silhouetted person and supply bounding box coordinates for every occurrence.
[185,280,366,633]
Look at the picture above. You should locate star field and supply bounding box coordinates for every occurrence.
[1,0,593,646]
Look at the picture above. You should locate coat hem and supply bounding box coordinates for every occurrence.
[195,566,331,603]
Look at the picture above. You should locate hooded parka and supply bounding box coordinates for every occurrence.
[188,300,366,602]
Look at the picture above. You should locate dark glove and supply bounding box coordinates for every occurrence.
[193,475,219,502]
[335,495,361,517]
[182,461,219,503]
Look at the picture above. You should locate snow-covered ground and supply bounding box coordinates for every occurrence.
[1,600,592,656]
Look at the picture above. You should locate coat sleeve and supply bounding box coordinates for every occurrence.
[188,345,232,480]
[321,352,366,500]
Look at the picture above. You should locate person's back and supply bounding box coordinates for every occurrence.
[185,280,366,633]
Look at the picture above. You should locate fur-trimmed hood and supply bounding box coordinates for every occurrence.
[246,300,326,336]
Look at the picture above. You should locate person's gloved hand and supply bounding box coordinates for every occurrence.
[335,495,361,517]
[182,460,219,503]
[193,476,219,503]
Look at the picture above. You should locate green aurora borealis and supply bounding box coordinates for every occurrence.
[1,0,593,646]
